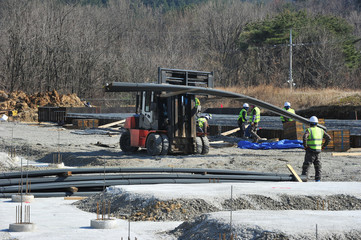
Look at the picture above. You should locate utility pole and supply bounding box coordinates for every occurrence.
[288,28,294,90]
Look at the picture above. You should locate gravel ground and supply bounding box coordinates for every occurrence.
[1,121,360,181]
[1,121,361,239]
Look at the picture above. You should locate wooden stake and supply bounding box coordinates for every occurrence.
[332,152,361,157]
[98,120,125,128]
[286,164,303,182]
[221,128,239,136]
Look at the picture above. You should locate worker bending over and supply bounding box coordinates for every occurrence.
[280,101,295,123]
[249,105,261,143]
[302,116,331,182]
[237,103,249,138]
[197,114,212,133]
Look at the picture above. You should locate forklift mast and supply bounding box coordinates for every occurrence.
[136,68,213,154]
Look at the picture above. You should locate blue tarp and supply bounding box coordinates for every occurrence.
[238,139,304,150]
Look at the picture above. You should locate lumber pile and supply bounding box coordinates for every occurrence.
[72,119,99,129]
[283,119,325,140]
[283,120,350,152]
[324,130,350,152]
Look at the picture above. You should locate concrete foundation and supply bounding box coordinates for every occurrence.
[11,194,34,203]
[90,218,118,229]
[9,223,36,232]
[49,162,65,168]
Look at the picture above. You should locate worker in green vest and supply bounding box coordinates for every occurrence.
[197,114,212,133]
[280,101,295,123]
[237,103,249,138]
[302,116,331,182]
[249,104,261,143]
[195,97,201,117]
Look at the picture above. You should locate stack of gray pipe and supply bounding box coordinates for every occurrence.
[0,167,306,198]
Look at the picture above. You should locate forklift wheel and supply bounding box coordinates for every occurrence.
[119,131,139,152]
[146,133,163,156]
[195,137,203,154]
[201,136,209,154]
[160,134,169,155]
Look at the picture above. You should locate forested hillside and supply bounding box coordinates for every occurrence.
[0,0,360,98]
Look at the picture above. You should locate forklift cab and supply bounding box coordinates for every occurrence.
[138,91,158,130]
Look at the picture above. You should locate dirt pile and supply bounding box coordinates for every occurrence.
[0,90,84,122]
[75,192,361,222]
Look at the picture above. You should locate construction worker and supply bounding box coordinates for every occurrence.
[280,102,295,123]
[302,116,331,182]
[249,104,261,143]
[237,103,249,138]
[197,114,212,133]
[195,97,201,117]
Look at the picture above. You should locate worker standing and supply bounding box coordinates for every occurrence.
[195,97,201,116]
[237,103,249,138]
[302,116,331,182]
[197,114,212,133]
[249,105,261,143]
[280,101,295,123]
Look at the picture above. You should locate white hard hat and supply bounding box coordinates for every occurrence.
[310,116,318,124]
[243,103,249,108]
[284,102,291,107]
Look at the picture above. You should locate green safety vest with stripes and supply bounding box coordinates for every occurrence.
[307,127,324,152]
[280,107,295,122]
[198,117,207,128]
[249,107,260,123]
[238,108,247,122]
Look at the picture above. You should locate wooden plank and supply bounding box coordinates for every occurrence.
[221,127,239,136]
[332,152,361,157]
[347,148,361,152]
[286,164,303,182]
[64,196,87,200]
[98,119,126,129]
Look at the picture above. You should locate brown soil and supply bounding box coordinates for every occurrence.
[0,90,84,122]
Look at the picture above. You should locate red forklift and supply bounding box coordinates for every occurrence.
[105,68,214,156]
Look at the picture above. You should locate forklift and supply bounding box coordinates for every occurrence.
[105,68,214,156]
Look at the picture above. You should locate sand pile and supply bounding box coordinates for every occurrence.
[0,90,84,122]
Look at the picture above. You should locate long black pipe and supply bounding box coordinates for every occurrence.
[105,82,326,130]
[0,167,294,179]
[0,173,301,187]
[0,175,302,193]
[0,192,97,198]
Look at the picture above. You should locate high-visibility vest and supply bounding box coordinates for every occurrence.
[280,107,295,122]
[198,117,207,128]
[238,108,247,122]
[307,127,324,152]
[249,107,260,123]
[195,98,200,107]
